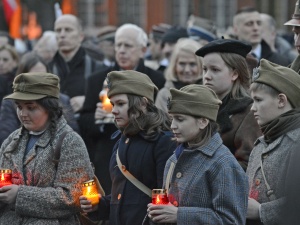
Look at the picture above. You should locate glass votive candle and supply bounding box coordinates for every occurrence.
[99,89,112,113]
[82,179,100,206]
[152,189,169,205]
[0,169,12,188]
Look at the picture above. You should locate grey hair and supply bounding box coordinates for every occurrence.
[116,23,148,47]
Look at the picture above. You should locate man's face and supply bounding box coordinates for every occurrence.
[54,15,83,55]
[148,37,162,60]
[293,26,300,54]
[234,11,262,47]
[115,28,145,70]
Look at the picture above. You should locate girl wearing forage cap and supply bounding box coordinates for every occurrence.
[80,70,176,225]
[148,84,248,225]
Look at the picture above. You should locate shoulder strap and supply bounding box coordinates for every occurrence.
[53,130,70,166]
[165,162,175,196]
[116,149,152,197]
[260,156,277,201]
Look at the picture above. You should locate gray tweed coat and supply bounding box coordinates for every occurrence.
[0,117,94,225]
[246,128,300,225]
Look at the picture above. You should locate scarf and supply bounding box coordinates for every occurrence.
[217,94,253,133]
[261,108,300,144]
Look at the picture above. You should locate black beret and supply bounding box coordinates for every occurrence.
[195,38,252,58]
[161,26,188,46]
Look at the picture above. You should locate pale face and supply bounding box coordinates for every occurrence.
[0,49,17,74]
[115,28,145,70]
[293,26,300,54]
[175,52,202,84]
[29,62,47,73]
[234,11,262,47]
[110,94,129,128]
[250,89,281,126]
[16,100,49,132]
[202,53,238,100]
[54,16,83,55]
[170,113,201,145]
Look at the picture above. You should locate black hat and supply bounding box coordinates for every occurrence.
[161,25,188,47]
[195,38,252,58]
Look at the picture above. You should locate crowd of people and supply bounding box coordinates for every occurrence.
[0,2,300,225]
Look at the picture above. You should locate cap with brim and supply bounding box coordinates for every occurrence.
[4,72,60,101]
[284,0,300,26]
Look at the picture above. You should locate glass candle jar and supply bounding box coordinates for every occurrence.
[82,179,100,205]
[152,189,169,205]
[0,169,12,188]
[99,89,112,113]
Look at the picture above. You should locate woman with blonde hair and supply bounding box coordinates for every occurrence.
[155,38,203,112]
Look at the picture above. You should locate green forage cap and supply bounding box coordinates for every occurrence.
[4,72,60,100]
[168,84,222,121]
[107,70,158,101]
[252,59,300,108]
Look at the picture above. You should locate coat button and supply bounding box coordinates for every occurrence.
[173,201,178,207]
[117,194,121,200]
[125,138,129,144]
[255,179,261,186]
[176,172,182,178]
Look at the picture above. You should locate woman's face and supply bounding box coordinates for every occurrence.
[110,94,129,128]
[16,100,49,132]
[0,49,17,74]
[29,62,47,73]
[170,113,201,144]
[175,52,202,84]
[202,53,238,100]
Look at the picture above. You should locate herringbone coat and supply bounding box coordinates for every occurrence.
[246,128,300,225]
[0,117,94,225]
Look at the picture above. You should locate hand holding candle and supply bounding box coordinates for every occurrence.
[82,179,100,206]
[0,169,12,188]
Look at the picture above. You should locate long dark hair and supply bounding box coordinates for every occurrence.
[122,94,171,138]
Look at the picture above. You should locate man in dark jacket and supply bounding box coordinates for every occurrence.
[233,7,289,66]
[78,24,165,194]
[49,14,101,114]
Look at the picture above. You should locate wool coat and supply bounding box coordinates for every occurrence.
[0,117,94,225]
[217,96,262,170]
[246,128,300,225]
[162,132,249,225]
[93,130,176,225]
[78,59,166,194]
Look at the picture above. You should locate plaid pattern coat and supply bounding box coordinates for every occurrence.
[246,128,300,225]
[164,132,249,225]
[0,117,94,225]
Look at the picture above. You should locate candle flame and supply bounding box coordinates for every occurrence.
[156,195,161,204]
[0,173,4,181]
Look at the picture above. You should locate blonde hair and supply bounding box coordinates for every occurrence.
[165,38,203,81]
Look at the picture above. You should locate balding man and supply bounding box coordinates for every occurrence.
[49,14,101,113]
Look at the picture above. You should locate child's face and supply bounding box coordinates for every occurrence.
[169,113,202,144]
[251,89,281,126]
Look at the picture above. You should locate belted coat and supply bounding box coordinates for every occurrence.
[0,117,94,225]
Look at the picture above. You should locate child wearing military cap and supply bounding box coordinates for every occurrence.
[246,59,300,224]
[79,70,176,225]
[147,84,249,224]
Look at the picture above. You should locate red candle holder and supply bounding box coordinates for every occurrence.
[0,169,12,188]
[152,189,169,205]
